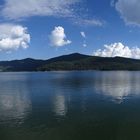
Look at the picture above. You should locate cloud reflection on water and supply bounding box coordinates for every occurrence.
[94,72,140,103]
[53,94,67,117]
[0,73,32,124]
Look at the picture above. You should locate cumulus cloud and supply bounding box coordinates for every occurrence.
[80,32,86,38]
[115,0,140,26]
[93,42,140,59]
[0,24,30,52]
[49,26,71,47]
[2,0,79,20]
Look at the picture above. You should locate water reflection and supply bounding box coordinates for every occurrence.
[95,72,140,103]
[53,94,67,117]
[0,73,31,124]
[0,72,140,139]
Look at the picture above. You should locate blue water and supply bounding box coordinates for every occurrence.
[0,71,140,140]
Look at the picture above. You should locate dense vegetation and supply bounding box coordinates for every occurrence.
[1,53,140,71]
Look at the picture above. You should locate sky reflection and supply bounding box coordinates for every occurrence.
[0,73,32,124]
[53,94,67,117]
[94,72,140,103]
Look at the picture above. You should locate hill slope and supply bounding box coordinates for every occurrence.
[0,53,140,71]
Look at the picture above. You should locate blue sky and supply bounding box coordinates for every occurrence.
[0,0,140,60]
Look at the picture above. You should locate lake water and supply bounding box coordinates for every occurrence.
[0,71,140,140]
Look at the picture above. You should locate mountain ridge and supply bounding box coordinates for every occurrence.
[0,53,140,71]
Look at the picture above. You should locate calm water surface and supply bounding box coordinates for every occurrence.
[0,71,140,140]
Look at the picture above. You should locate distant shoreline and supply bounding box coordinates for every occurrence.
[2,69,140,72]
[1,53,140,71]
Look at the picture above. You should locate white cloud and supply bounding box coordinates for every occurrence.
[0,24,30,52]
[1,0,104,27]
[49,26,71,47]
[80,32,86,38]
[115,0,140,26]
[2,0,79,20]
[83,43,87,47]
[0,0,104,27]
[75,18,103,26]
[93,42,140,59]
[80,32,87,47]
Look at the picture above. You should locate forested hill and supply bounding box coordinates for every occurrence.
[0,53,140,71]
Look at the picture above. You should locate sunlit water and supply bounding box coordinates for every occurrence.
[0,71,140,140]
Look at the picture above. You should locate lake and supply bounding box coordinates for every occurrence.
[0,71,140,140]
